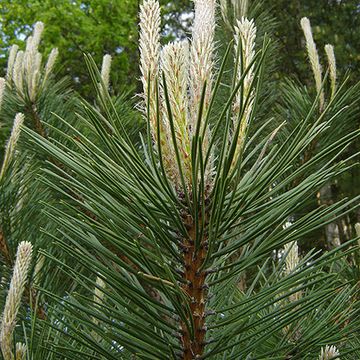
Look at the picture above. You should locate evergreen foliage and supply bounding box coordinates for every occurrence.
[0,1,359,359]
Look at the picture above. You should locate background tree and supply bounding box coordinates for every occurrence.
[0,0,139,96]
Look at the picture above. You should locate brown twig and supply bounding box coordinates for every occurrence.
[180,212,209,359]
[0,230,13,266]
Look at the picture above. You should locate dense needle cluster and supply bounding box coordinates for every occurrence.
[0,1,358,359]
[139,1,258,357]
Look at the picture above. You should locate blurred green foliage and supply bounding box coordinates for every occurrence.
[0,0,140,97]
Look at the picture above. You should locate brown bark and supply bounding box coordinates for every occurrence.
[180,214,208,359]
[0,230,12,265]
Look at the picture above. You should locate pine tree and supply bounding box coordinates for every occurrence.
[0,1,360,359]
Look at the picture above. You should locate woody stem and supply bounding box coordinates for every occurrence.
[180,217,208,359]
